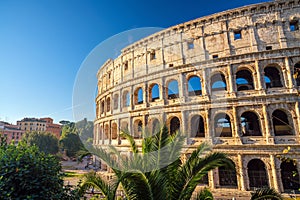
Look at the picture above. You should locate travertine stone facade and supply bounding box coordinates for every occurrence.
[95,0,300,195]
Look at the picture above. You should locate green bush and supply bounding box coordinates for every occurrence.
[0,138,80,199]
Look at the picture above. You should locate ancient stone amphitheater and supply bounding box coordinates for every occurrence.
[94,0,300,197]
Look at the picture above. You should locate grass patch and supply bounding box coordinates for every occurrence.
[64,171,82,178]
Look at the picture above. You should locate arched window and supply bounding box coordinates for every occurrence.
[240,111,262,136]
[211,73,227,92]
[294,63,300,86]
[218,160,237,187]
[113,94,119,110]
[190,115,205,137]
[106,97,111,112]
[188,76,202,96]
[272,110,292,136]
[281,161,300,191]
[104,124,109,140]
[247,159,269,189]
[152,118,160,135]
[123,91,130,107]
[99,126,103,140]
[170,117,180,134]
[150,84,160,102]
[101,101,105,114]
[134,87,143,104]
[236,70,254,91]
[134,120,142,139]
[111,123,117,139]
[214,113,232,137]
[264,66,283,88]
[167,80,179,99]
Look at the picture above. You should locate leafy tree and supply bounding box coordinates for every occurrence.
[22,131,59,154]
[0,137,80,199]
[60,123,85,157]
[76,118,94,148]
[80,125,233,200]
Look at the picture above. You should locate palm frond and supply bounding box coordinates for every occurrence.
[250,187,283,200]
[195,188,214,200]
[120,130,138,154]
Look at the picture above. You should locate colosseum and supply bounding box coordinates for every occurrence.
[94,0,300,197]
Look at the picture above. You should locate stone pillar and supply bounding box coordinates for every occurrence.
[276,11,288,49]
[284,57,294,88]
[237,154,246,191]
[270,155,280,191]
[208,170,216,189]
[247,16,258,52]
[254,60,263,90]
[180,73,186,102]
[295,101,300,137]
[232,106,241,144]
[227,64,235,94]
[205,109,213,144]
[181,111,187,138]
[202,69,208,96]
[224,20,232,56]
[263,104,273,144]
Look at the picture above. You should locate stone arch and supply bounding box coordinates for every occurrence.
[190,115,205,137]
[111,122,118,139]
[247,159,269,189]
[272,109,293,136]
[240,111,262,136]
[236,69,254,91]
[113,93,119,110]
[151,118,160,135]
[293,62,300,86]
[106,97,111,112]
[104,124,109,140]
[280,161,300,191]
[134,87,143,105]
[149,83,160,102]
[101,100,105,114]
[133,119,143,139]
[210,72,227,92]
[218,159,238,188]
[187,75,202,96]
[214,113,232,137]
[122,90,130,107]
[169,116,180,135]
[167,79,179,99]
[264,65,284,88]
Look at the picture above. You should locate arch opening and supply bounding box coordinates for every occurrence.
[294,63,300,86]
[111,123,117,139]
[272,110,292,136]
[191,115,205,137]
[123,91,130,107]
[281,161,300,192]
[113,94,119,110]
[264,66,283,88]
[211,73,227,92]
[188,76,202,96]
[214,113,232,137]
[236,70,254,91]
[241,111,262,136]
[167,80,179,99]
[247,159,269,189]
[218,160,238,187]
[170,117,180,135]
[150,84,160,102]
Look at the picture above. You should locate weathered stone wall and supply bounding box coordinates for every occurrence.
[94,0,300,195]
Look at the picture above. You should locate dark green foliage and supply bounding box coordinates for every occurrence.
[75,118,94,149]
[81,125,233,200]
[22,131,59,154]
[0,138,79,200]
[250,188,283,200]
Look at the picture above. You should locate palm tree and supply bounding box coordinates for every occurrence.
[250,188,283,200]
[80,125,233,200]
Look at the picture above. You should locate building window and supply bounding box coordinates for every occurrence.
[266,46,272,50]
[124,62,128,70]
[234,30,242,40]
[212,54,218,59]
[150,51,156,60]
[290,21,299,31]
[187,41,194,49]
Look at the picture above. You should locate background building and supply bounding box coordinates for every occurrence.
[17,117,61,138]
[94,0,300,197]
[0,121,25,144]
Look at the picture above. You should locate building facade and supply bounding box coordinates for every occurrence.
[17,117,61,138]
[94,0,300,196]
[0,121,25,144]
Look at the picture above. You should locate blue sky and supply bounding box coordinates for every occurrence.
[0,0,269,124]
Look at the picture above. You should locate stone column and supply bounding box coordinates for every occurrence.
[263,104,273,144]
[227,64,235,94]
[202,69,208,96]
[237,154,246,191]
[205,108,213,144]
[208,170,216,189]
[181,111,187,138]
[284,57,294,88]
[295,101,300,137]
[270,155,280,191]
[232,106,241,144]
[254,60,263,90]
[180,73,186,102]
